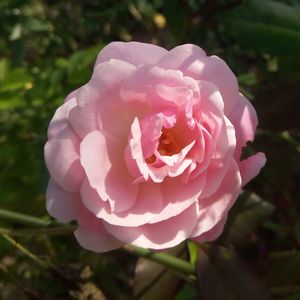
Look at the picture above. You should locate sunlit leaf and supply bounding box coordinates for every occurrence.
[187,241,198,265]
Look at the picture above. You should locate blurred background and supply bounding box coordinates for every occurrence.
[0,0,300,299]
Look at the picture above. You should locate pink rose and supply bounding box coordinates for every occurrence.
[44,42,266,252]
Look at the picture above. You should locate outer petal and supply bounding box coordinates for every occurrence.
[44,131,84,193]
[186,56,239,114]
[197,117,236,199]
[80,131,110,201]
[95,41,168,67]
[229,93,258,160]
[75,211,124,253]
[80,130,138,213]
[69,60,137,139]
[239,152,266,186]
[198,156,231,199]
[196,81,225,144]
[68,85,100,139]
[47,179,124,253]
[46,179,80,223]
[104,203,199,250]
[191,159,242,238]
[90,59,136,97]
[64,88,79,102]
[192,214,228,243]
[148,172,206,223]
[81,179,164,227]
[47,98,77,140]
[157,44,206,70]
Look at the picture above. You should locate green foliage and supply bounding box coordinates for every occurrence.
[219,0,300,56]
[0,0,299,299]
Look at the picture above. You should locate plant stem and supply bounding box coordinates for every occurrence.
[271,285,300,296]
[0,226,76,236]
[2,234,51,269]
[124,245,196,276]
[268,250,298,259]
[0,208,50,227]
[0,208,197,278]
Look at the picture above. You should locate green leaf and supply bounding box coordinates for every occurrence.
[0,59,10,81]
[197,246,271,300]
[0,96,24,109]
[238,73,257,86]
[187,241,198,265]
[220,192,274,246]
[174,283,198,300]
[67,45,102,85]
[23,18,50,32]
[0,68,32,93]
[219,0,300,56]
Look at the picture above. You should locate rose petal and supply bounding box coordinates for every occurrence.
[155,84,190,103]
[127,117,170,183]
[44,130,84,192]
[95,41,167,67]
[239,152,266,186]
[80,131,110,201]
[90,59,136,95]
[64,88,79,102]
[157,44,206,70]
[197,116,236,198]
[47,98,77,140]
[46,179,80,223]
[140,113,164,158]
[104,203,199,250]
[80,130,138,212]
[192,214,228,243]
[121,65,199,107]
[186,56,239,114]
[126,117,151,181]
[68,84,100,138]
[213,116,236,159]
[191,159,241,237]
[81,179,164,226]
[149,172,206,223]
[75,214,123,253]
[229,93,258,160]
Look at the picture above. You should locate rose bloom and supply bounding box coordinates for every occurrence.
[44,42,266,252]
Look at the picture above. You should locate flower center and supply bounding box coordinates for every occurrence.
[145,127,181,164]
[157,127,181,156]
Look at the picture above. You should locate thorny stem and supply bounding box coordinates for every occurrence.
[0,208,197,277]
